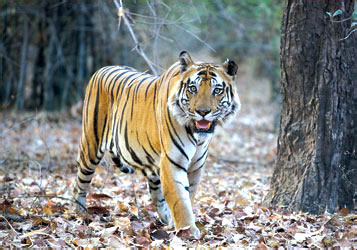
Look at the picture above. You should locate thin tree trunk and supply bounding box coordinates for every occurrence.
[44,21,56,111]
[265,0,357,214]
[76,2,87,101]
[0,3,7,105]
[32,7,47,109]
[16,17,30,110]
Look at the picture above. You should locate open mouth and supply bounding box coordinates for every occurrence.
[194,120,215,133]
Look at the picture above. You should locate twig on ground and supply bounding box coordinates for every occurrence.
[0,215,19,234]
[17,194,88,212]
[204,168,219,198]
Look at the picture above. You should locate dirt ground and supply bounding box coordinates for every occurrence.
[1,65,356,247]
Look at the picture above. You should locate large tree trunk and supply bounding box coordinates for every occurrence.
[265,0,357,214]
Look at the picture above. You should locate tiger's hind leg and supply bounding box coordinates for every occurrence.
[109,151,135,174]
[72,141,103,210]
[147,175,172,225]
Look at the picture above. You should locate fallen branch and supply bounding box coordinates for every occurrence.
[0,215,19,234]
[113,0,158,76]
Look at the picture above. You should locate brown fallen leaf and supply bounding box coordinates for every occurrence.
[135,236,151,247]
[87,205,109,214]
[89,193,112,199]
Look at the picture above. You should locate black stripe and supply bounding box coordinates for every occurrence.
[149,186,160,191]
[80,167,95,176]
[149,179,161,185]
[141,169,147,176]
[165,118,189,160]
[142,146,155,165]
[78,176,91,184]
[93,87,101,146]
[124,123,143,165]
[89,159,99,165]
[167,107,184,146]
[185,125,196,145]
[134,76,152,100]
[152,79,158,111]
[145,77,159,99]
[119,84,134,132]
[166,154,187,173]
[99,115,107,152]
[146,134,159,156]
[79,150,88,168]
[104,114,111,151]
[112,156,121,165]
[158,63,180,90]
[86,67,112,120]
[108,69,130,93]
[195,148,208,164]
[189,163,205,174]
[115,72,138,97]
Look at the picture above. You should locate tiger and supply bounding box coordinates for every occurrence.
[72,51,240,238]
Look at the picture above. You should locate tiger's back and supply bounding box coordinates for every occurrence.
[73,51,240,239]
[79,65,163,174]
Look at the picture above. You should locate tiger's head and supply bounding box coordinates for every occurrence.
[169,51,241,135]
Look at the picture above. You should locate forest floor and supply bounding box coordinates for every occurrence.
[0,66,356,248]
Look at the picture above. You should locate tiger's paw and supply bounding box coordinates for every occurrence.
[175,224,201,240]
[73,196,87,211]
[71,186,87,212]
[190,224,201,239]
[157,203,172,225]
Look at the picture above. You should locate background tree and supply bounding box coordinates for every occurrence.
[265,0,357,213]
[0,0,283,111]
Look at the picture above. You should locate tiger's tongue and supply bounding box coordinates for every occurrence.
[195,120,211,130]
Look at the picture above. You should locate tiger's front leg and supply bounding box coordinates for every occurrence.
[160,154,200,239]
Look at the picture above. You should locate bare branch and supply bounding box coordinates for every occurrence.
[113,0,158,76]
[330,17,352,23]
[174,24,216,52]
[339,28,357,41]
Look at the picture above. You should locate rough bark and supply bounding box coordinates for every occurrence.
[265,0,357,214]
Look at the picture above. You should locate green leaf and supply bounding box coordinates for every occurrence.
[333,9,343,17]
[353,11,357,20]
[351,22,357,28]
[326,12,332,17]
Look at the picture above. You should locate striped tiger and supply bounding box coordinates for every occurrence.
[72,51,240,238]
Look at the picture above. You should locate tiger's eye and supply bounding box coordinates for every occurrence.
[189,86,197,93]
[213,88,223,95]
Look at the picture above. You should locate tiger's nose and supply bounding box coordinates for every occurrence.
[196,109,211,117]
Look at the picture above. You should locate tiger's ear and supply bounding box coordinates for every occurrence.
[179,51,194,73]
[223,59,238,77]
